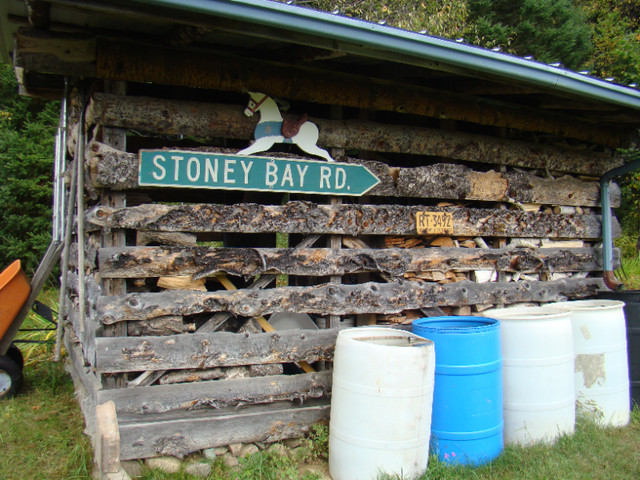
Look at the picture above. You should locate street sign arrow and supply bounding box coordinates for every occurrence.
[139,150,380,196]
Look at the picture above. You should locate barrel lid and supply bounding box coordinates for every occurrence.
[412,316,499,333]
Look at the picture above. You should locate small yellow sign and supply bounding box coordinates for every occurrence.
[416,212,453,235]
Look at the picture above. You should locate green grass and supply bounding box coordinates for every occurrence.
[0,360,93,480]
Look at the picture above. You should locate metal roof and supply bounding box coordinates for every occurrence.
[3,0,640,132]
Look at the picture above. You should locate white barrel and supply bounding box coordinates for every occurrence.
[551,300,630,426]
[483,306,575,445]
[329,327,435,480]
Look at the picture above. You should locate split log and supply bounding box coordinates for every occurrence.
[98,246,610,278]
[95,278,605,324]
[117,401,330,460]
[87,142,620,205]
[97,371,332,414]
[86,94,619,176]
[127,315,195,336]
[95,329,339,373]
[86,201,614,240]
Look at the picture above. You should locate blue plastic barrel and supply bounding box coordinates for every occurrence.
[412,316,503,465]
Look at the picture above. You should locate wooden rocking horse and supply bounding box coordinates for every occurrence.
[237,92,335,162]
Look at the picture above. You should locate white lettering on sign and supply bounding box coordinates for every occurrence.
[224,159,236,184]
[266,162,278,188]
[281,164,294,187]
[187,157,200,182]
[204,157,218,183]
[240,160,254,184]
[152,155,166,180]
[171,155,184,181]
[297,164,308,188]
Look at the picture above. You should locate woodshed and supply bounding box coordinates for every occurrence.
[3,0,640,470]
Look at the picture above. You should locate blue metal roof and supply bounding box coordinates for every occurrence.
[131,0,640,111]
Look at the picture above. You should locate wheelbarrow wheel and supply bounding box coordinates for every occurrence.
[7,344,24,370]
[0,355,23,399]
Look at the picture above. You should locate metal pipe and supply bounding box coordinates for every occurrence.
[600,158,640,289]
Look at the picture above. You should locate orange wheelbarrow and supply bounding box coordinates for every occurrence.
[0,260,47,398]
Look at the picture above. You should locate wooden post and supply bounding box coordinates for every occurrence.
[328,105,344,330]
[101,80,128,389]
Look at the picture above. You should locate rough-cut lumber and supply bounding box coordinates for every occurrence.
[97,371,332,414]
[92,39,625,146]
[117,401,330,460]
[86,95,619,176]
[95,329,339,373]
[98,246,608,279]
[87,142,619,203]
[15,29,97,78]
[127,315,194,336]
[96,278,605,325]
[87,202,612,240]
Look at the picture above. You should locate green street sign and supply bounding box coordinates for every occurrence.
[138,150,380,196]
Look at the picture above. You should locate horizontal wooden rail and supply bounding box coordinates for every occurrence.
[95,329,339,373]
[95,278,605,324]
[98,246,609,278]
[86,201,614,240]
[98,371,332,414]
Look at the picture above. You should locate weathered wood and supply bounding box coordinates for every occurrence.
[98,371,332,414]
[95,329,339,373]
[87,201,613,240]
[127,315,194,336]
[15,29,97,78]
[92,39,626,146]
[117,401,330,460]
[96,278,605,324]
[86,94,619,176]
[87,141,619,203]
[99,246,608,279]
[100,80,129,390]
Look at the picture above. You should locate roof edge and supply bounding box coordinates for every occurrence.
[119,0,640,111]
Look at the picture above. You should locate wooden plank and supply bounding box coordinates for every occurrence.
[118,400,330,460]
[86,202,612,240]
[99,246,609,279]
[14,29,97,78]
[88,141,619,202]
[91,39,625,147]
[95,329,339,373]
[98,371,332,414]
[95,278,605,325]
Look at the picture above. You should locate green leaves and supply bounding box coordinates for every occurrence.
[0,63,59,276]
[466,0,593,70]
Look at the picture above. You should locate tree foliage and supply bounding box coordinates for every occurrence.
[0,64,58,275]
[581,0,640,85]
[294,1,468,38]
[465,0,593,70]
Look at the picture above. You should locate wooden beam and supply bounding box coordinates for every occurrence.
[95,329,339,373]
[98,371,332,414]
[87,141,619,203]
[14,29,97,78]
[98,246,609,279]
[86,202,613,240]
[118,401,330,460]
[95,278,605,325]
[86,94,620,176]
[92,40,625,146]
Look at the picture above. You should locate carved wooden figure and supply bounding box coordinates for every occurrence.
[238,92,334,162]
